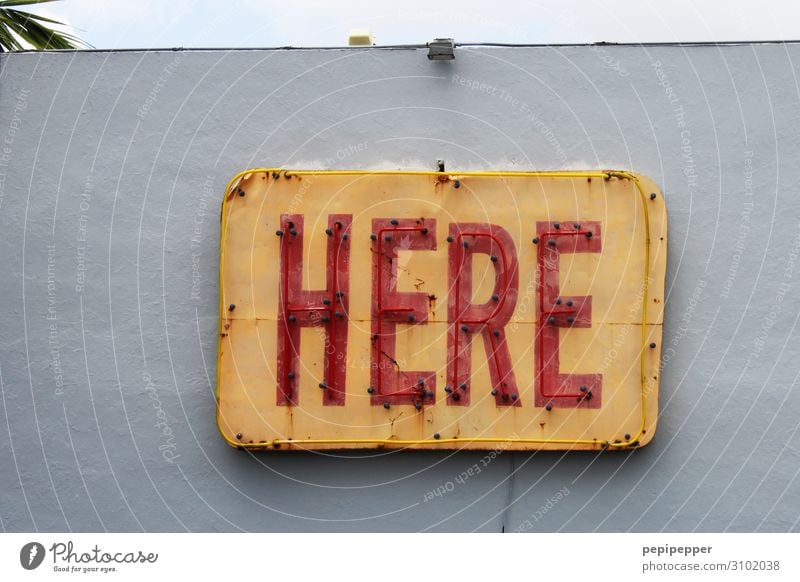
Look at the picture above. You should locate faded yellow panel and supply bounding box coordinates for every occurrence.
[217,169,667,451]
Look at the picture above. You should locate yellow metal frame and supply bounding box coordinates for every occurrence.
[217,168,664,451]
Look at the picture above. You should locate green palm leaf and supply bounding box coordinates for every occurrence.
[0,0,88,51]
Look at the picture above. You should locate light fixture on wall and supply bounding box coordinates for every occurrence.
[427,38,455,60]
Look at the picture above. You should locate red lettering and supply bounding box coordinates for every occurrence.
[276,214,351,406]
[446,223,520,406]
[534,221,602,409]
[370,219,437,409]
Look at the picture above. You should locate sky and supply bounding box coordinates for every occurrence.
[26,0,800,50]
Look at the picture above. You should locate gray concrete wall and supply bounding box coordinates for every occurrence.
[1,43,799,532]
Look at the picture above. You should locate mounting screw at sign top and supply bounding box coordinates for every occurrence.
[454,180,461,188]
[325,228,333,236]
[553,222,560,229]
[390,219,399,226]
[383,401,391,409]
[370,233,377,241]
[434,433,441,439]
[367,387,375,394]
[649,342,657,349]
[532,236,539,244]
[585,231,593,239]
[238,190,245,197]
[275,230,284,236]
[547,239,556,246]
[491,294,499,302]
[319,382,327,389]
[447,236,454,243]
[493,330,501,337]
[545,403,553,411]
[287,372,295,379]
[228,304,236,311]
[650,193,657,200]
[490,255,498,262]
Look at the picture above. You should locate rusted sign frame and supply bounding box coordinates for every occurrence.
[216,169,666,451]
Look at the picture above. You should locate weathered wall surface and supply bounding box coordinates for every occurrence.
[1,44,799,532]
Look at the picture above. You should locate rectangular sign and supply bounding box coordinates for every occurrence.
[216,170,667,451]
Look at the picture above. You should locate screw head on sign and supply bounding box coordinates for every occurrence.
[649,342,657,349]
[238,190,245,197]
[383,401,390,409]
[461,325,469,332]
[548,316,556,325]
[384,235,392,242]
[287,372,295,379]
[452,392,460,401]
[553,222,560,229]
[408,314,415,322]
[319,382,327,389]
[236,433,242,440]
[323,298,331,305]
[415,402,422,410]
[434,433,441,439]
[342,234,348,240]
[491,389,498,396]
[547,239,556,246]
[624,433,631,441]
[555,297,562,305]
[370,233,377,241]
[336,292,345,298]
[532,236,540,244]
[289,229,297,236]
[580,386,588,393]
[228,304,236,311]
[454,180,461,188]
[491,294,499,302]
[493,330,501,337]
[545,403,553,411]
[462,240,469,248]
[585,231,593,239]
[459,383,467,390]
[425,390,434,398]
[275,230,284,236]
[325,228,333,236]
[418,378,425,386]
[573,223,581,230]
[367,387,375,394]
[445,386,452,393]
[288,315,296,323]
[421,228,429,235]
[511,394,517,401]
[490,255,498,262]
[566,300,573,307]
[650,193,657,200]
[390,219,399,226]
[336,312,344,319]
[321,316,330,323]
[567,316,574,324]
[447,236,454,243]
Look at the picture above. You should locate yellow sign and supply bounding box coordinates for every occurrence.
[217,169,667,451]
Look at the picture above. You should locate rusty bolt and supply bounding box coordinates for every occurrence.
[545,403,553,411]
[383,401,390,409]
[649,342,657,349]
[367,386,375,394]
[434,433,441,439]
[532,236,539,244]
